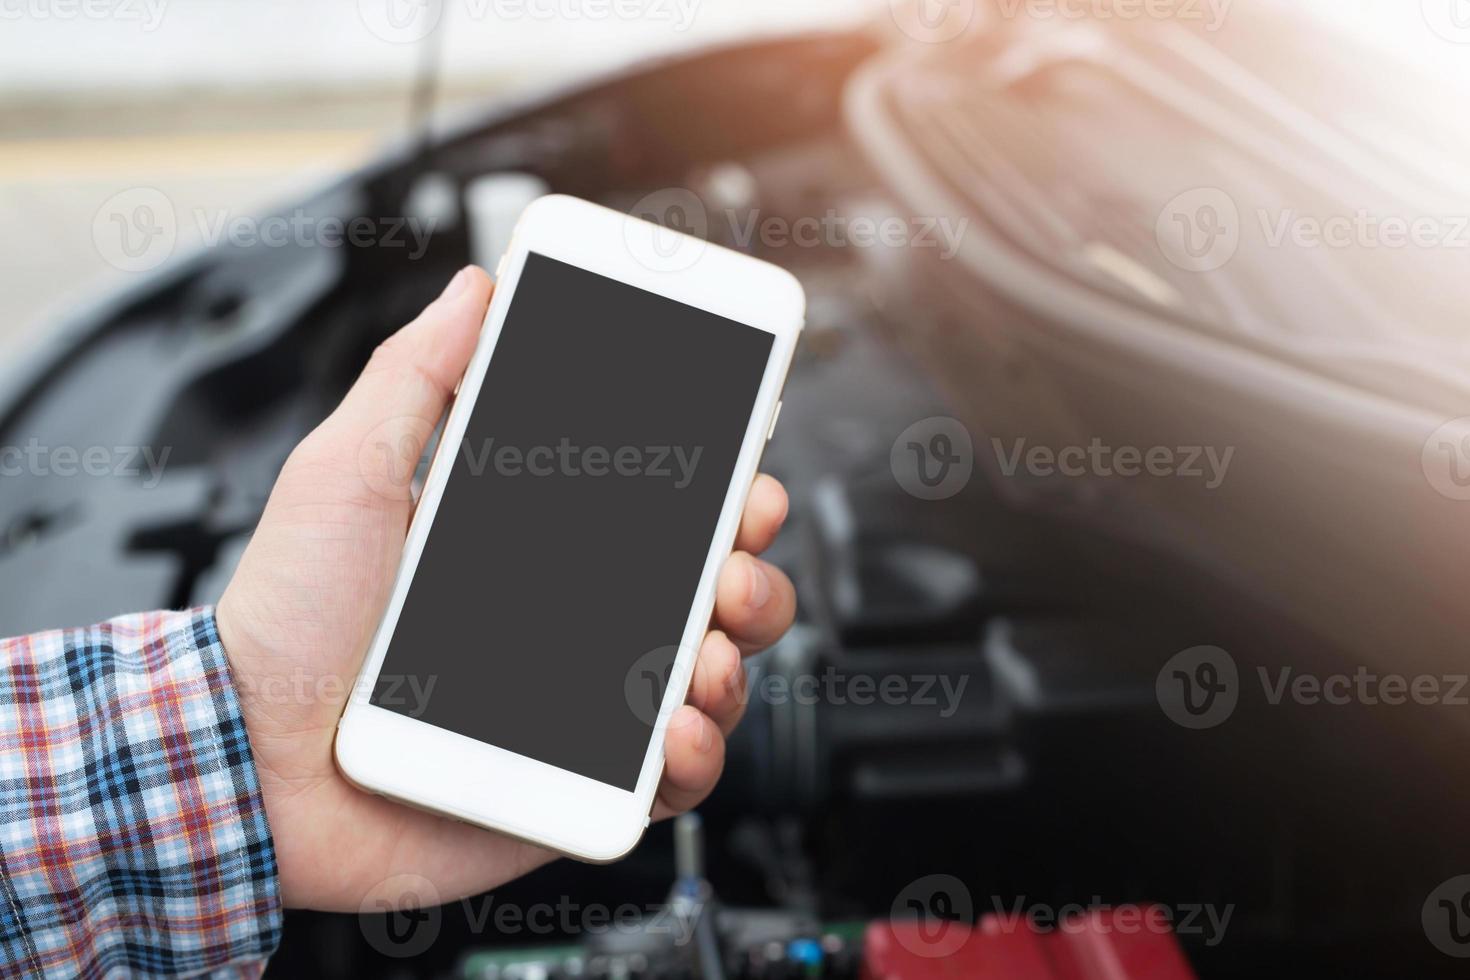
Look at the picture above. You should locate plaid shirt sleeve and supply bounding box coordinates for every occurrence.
[0,608,282,978]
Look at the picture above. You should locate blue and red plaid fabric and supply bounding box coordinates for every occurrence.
[0,608,280,978]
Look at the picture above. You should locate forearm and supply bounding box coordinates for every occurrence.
[0,608,281,977]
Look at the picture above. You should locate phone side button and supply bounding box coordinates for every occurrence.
[766,401,783,441]
[495,252,509,280]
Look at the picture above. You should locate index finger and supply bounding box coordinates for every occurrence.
[734,474,788,555]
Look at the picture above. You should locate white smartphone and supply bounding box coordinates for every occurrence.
[335,194,803,862]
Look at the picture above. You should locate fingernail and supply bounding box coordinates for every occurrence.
[746,557,772,609]
[696,713,715,752]
[440,266,472,301]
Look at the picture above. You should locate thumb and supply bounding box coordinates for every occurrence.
[322,265,494,503]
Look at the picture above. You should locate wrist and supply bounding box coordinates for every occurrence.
[214,591,345,909]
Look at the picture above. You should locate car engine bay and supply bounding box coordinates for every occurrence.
[2,6,1467,976]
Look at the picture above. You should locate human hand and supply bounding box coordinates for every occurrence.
[216,266,795,911]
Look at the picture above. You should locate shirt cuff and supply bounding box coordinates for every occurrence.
[0,607,282,977]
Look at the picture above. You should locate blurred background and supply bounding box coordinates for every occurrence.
[2,0,1463,350]
[0,0,863,349]
[6,0,1470,977]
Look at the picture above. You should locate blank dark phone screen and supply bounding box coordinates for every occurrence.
[371,252,775,791]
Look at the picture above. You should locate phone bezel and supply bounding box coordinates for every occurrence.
[335,194,803,861]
